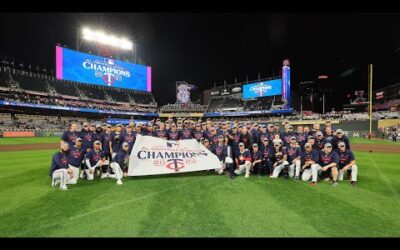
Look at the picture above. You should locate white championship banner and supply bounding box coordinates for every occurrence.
[128,135,221,176]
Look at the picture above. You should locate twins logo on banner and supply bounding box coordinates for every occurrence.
[128,135,221,176]
[84,58,130,86]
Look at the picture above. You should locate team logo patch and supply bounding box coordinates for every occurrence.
[165,159,186,172]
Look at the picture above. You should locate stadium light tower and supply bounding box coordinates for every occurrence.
[81,27,133,51]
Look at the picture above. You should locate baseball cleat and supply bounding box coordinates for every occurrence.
[59,185,68,191]
[79,171,85,179]
[116,179,123,185]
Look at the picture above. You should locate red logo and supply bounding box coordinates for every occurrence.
[165,159,185,172]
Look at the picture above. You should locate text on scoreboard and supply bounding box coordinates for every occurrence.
[56,46,151,91]
[242,79,282,99]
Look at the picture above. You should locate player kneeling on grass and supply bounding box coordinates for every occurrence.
[110,142,130,185]
[311,143,339,186]
[300,143,320,183]
[286,136,302,180]
[67,137,85,184]
[85,140,109,180]
[335,142,358,187]
[211,135,227,175]
[234,142,252,178]
[270,141,289,179]
[50,142,73,191]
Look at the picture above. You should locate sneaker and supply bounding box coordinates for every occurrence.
[101,173,108,179]
[59,185,68,191]
[116,179,123,185]
[332,182,338,187]
[51,178,60,187]
[245,173,250,179]
[79,171,85,179]
[351,181,356,187]
[310,181,317,186]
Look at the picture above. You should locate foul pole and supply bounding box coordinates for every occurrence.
[368,64,373,139]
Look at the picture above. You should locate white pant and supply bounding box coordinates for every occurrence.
[68,164,80,184]
[338,165,358,181]
[52,169,70,186]
[110,162,124,180]
[311,164,322,182]
[215,161,225,174]
[235,162,251,175]
[85,160,110,180]
[288,159,301,178]
[271,161,289,178]
[301,164,319,181]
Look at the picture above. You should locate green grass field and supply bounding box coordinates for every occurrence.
[0,136,59,145]
[0,137,400,237]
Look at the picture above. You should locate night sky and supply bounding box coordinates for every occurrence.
[1,13,400,108]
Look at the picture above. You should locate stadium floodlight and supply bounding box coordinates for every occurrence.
[81,27,133,51]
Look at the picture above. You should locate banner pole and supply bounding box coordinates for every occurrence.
[369,64,373,139]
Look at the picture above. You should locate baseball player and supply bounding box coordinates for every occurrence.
[335,142,358,187]
[61,122,79,149]
[202,138,211,150]
[167,123,181,140]
[85,140,109,180]
[251,143,263,177]
[239,127,253,151]
[331,129,351,150]
[311,143,339,186]
[192,123,205,142]
[323,126,335,143]
[286,136,302,180]
[110,142,130,185]
[80,122,94,153]
[121,124,136,154]
[296,125,308,148]
[67,137,85,184]
[50,142,73,191]
[211,135,227,175]
[234,142,252,178]
[300,142,320,183]
[314,131,327,151]
[270,141,289,178]
[153,122,168,139]
[260,138,274,176]
[281,125,295,147]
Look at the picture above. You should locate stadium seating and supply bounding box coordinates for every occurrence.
[206,97,225,112]
[0,70,10,88]
[130,91,154,104]
[48,80,79,97]
[12,74,48,93]
[106,88,132,103]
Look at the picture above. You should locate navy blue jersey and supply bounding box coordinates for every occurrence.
[204,130,213,141]
[227,131,241,150]
[167,130,181,140]
[258,132,269,145]
[314,138,327,151]
[266,132,276,143]
[140,127,149,136]
[121,132,136,153]
[331,136,351,150]
[209,134,219,145]
[240,133,253,150]
[281,132,294,146]
[153,129,168,139]
[211,144,227,162]
[301,149,319,166]
[251,150,263,162]
[324,133,335,144]
[49,151,69,177]
[193,130,205,141]
[112,150,129,170]
[180,128,193,139]
[335,149,355,168]
[67,146,85,167]
[61,130,80,148]
[286,145,301,162]
[80,130,94,151]
[101,132,112,153]
[260,145,274,162]
[92,132,103,143]
[251,129,260,144]
[111,132,122,153]
[318,151,339,167]
[236,149,252,165]
[296,133,308,147]
[86,149,106,167]
[272,148,287,162]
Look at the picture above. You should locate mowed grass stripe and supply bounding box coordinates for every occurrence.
[0,137,60,145]
[1,147,400,237]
